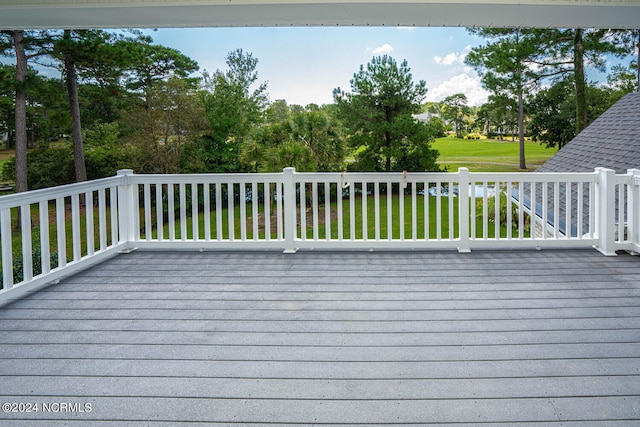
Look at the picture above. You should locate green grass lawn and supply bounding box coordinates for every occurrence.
[432,136,557,172]
[0,149,14,182]
[146,193,526,243]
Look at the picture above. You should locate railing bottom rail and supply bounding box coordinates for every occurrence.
[0,244,125,307]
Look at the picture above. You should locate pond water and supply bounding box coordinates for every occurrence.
[425,184,497,198]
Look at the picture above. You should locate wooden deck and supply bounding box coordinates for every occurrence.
[0,248,639,426]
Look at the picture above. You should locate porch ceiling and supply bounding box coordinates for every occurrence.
[0,0,639,30]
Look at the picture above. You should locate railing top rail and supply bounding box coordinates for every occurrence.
[129,173,284,184]
[614,169,640,185]
[0,169,621,211]
[469,171,599,182]
[293,170,601,183]
[0,176,121,210]
[295,171,455,181]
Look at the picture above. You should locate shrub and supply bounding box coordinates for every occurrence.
[85,142,142,179]
[2,123,142,190]
[483,191,531,236]
[2,145,75,190]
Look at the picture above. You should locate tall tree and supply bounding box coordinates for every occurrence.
[611,29,640,92]
[124,77,207,173]
[265,99,291,124]
[74,33,146,126]
[333,55,438,172]
[532,28,619,134]
[50,31,198,181]
[573,29,588,133]
[124,39,199,108]
[60,30,87,182]
[11,31,28,192]
[605,64,638,98]
[0,31,50,192]
[51,30,115,183]
[635,30,640,91]
[481,94,518,140]
[473,103,492,136]
[528,78,613,150]
[466,28,542,169]
[1,30,56,191]
[200,49,269,172]
[635,30,639,91]
[528,79,574,150]
[441,93,469,139]
[0,65,12,143]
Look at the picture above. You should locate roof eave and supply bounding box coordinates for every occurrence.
[1,2,639,30]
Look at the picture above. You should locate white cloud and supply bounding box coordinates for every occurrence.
[396,26,415,32]
[434,52,459,66]
[426,73,489,106]
[433,45,472,66]
[372,43,394,55]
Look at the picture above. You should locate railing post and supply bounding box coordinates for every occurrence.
[282,167,298,253]
[457,168,471,253]
[116,169,136,252]
[629,169,640,254]
[1,208,13,290]
[595,167,617,256]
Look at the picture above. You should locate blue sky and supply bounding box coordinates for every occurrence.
[4,27,628,107]
[143,27,492,107]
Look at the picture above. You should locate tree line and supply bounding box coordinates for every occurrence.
[465,28,639,169]
[1,27,638,191]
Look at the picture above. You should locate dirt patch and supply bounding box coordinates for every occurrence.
[249,206,338,231]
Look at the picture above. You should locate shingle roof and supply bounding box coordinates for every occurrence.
[538,92,640,173]
[525,92,640,236]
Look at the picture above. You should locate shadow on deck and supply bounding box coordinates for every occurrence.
[0,249,639,425]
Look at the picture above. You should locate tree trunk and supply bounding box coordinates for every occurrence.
[29,120,35,147]
[518,83,526,170]
[573,29,588,133]
[384,131,392,172]
[64,30,87,183]
[383,107,392,172]
[636,30,640,92]
[13,30,28,193]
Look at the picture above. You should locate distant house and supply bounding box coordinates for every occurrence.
[413,112,440,124]
[516,92,640,238]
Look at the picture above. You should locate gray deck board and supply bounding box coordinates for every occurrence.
[1,249,639,426]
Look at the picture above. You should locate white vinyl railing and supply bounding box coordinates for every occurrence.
[0,174,127,304]
[1,167,639,304]
[128,171,286,251]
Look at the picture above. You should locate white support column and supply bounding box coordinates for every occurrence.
[595,167,617,256]
[116,169,136,253]
[457,168,471,253]
[282,167,298,253]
